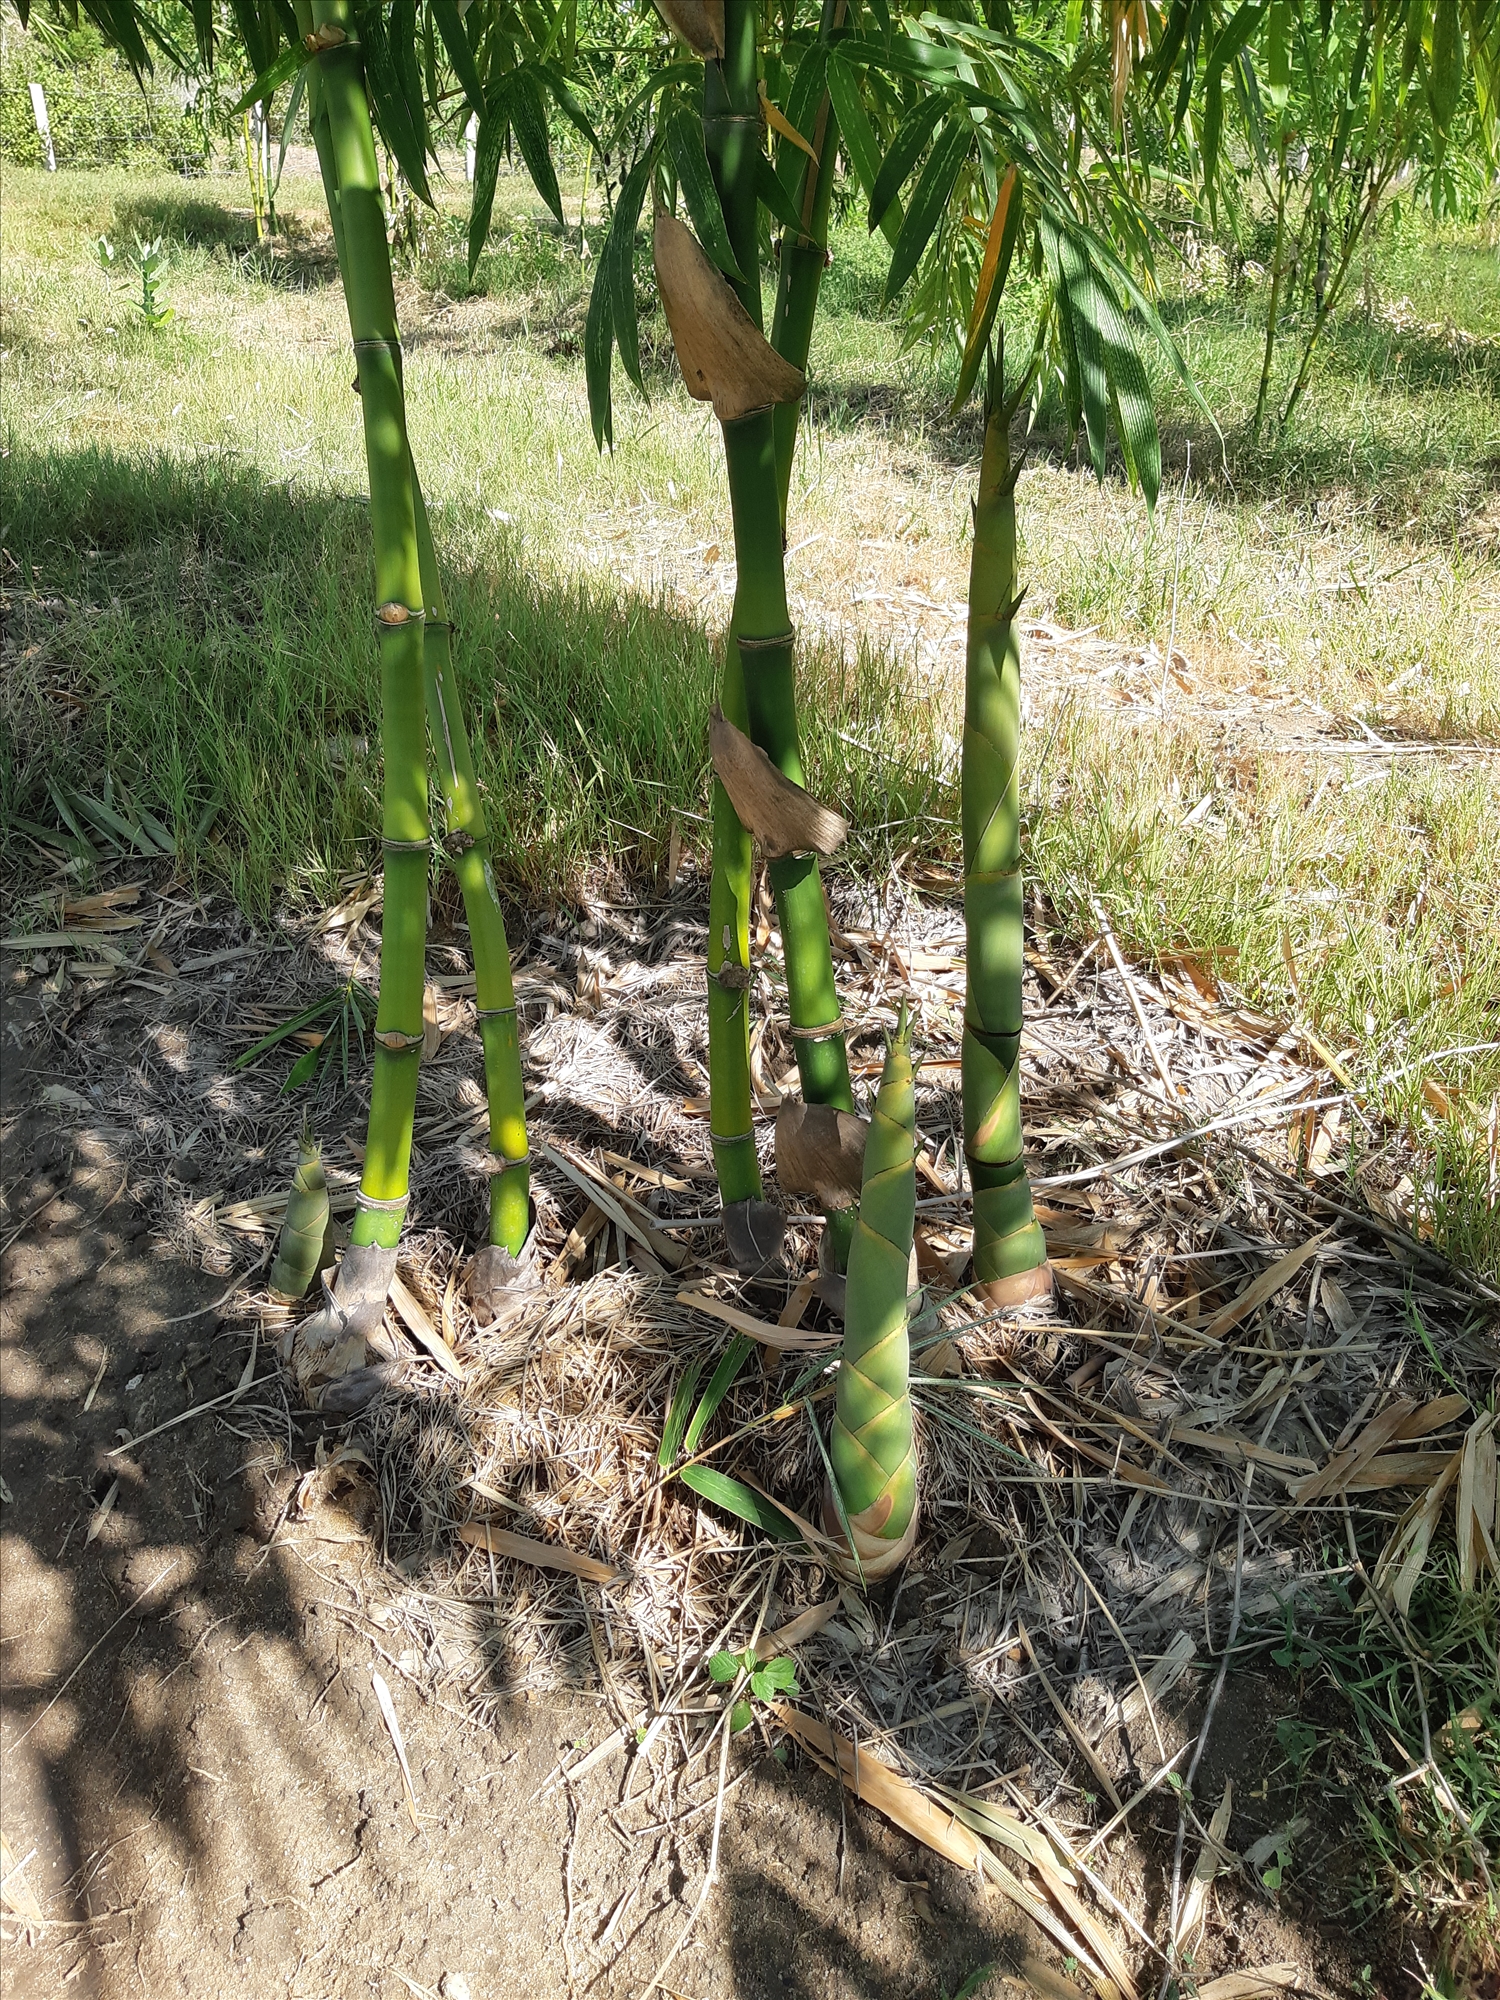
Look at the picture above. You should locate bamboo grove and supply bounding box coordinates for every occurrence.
[23,0,1500,1570]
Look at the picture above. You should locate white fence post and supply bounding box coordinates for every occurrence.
[29,83,56,172]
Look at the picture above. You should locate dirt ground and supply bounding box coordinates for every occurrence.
[0,906,1480,1999]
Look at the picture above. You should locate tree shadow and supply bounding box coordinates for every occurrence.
[110,188,340,288]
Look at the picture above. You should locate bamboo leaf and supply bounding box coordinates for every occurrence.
[503,67,564,226]
[884,115,972,303]
[756,153,806,233]
[683,1335,754,1456]
[659,1358,704,1467]
[466,102,507,275]
[229,42,303,117]
[1264,0,1292,109]
[1428,0,1464,136]
[952,162,1020,411]
[868,93,946,235]
[774,40,828,200]
[607,148,655,394]
[584,256,615,448]
[679,1465,807,1542]
[664,107,743,280]
[282,1043,321,1093]
[232,991,342,1070]
[432,0,484,117]
[759,79,818,165]
[356,0,433,205]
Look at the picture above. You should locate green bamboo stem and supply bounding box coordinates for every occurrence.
[310,0,428,1253]
[705,0,856,1266]
[410,485,530,1252]
[303,38,530,1255]
[769,0,845,523]
[963,392,1047,1291]
[830,1011,916,1556]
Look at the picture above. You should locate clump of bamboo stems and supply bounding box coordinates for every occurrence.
[291,0,532,1384]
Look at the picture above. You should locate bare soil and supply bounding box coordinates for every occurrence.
[0,883,1482,1999]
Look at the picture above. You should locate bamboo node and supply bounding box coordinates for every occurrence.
[382,837,431,853]
[443,829,477,857]
[735,629,796,653]
[373,1029,425,1056]
[789,1017,846,1040]
[479,1150,531,1176]
[374,602,425,628]
[475,1004,519,1021]
[353,1190,408,1213]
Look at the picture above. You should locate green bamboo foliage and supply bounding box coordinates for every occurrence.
[962,390,1049,1302]
[827,1008,918,1579]
[268,1134,331,1301]
[703,0,858,1269]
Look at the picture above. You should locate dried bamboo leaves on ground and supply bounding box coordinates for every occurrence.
[3,868,1496,1994]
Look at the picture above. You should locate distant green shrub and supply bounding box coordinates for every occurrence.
[0,22,208,171]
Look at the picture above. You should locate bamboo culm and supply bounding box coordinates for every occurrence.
[962,393,1047,1291]
[303,35,530,1256]
[705,0,857,1267]
[308,0,428,1253]
[829,1010,917,1571]
[268,1135,331,1301]
[411,487,530,1252]
[768,0,846,522]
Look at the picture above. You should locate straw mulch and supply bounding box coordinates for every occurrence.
[19,861,1498,1994]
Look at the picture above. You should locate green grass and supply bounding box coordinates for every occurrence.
[2,160,1497,1277]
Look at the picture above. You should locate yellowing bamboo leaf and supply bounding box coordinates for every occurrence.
[652,0,723,54]
[758,79,817,162]
[959,163,1017,379]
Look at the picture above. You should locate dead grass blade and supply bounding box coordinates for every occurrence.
[1201,1233,1329,1341]
[455,1521,619,1584]
[1195,1969,1304,2000]
[0,1832,44,1923]
[676,1287,840,1350]
[754,1599,838,1658]
[1290,1398,1420,1503]
[1456,1410,1499,1592]
[370,1670,420,1830]
[1018,1622,1124,1812]
[1175,1780,1233,1952]
[389,1271,464,1379]
[1374,1449,1463,1615]
[543,1144,691,1271]
[768,1704,1131,2000]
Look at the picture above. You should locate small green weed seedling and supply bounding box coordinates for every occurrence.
[707,1649,799,1734]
